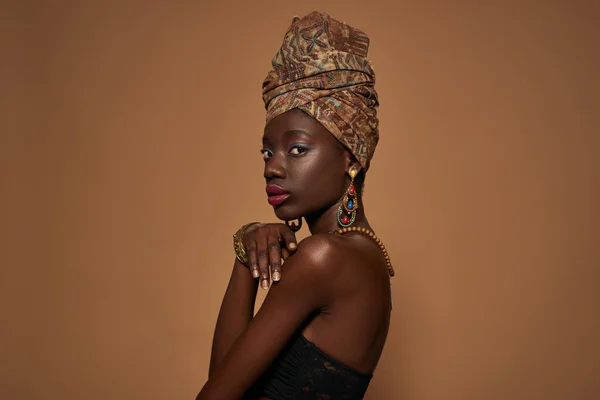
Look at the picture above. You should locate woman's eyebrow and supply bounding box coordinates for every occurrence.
[284,129,311,138]
[263,129,312,144]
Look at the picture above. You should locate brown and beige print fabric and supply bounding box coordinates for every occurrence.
[262,12,380,171]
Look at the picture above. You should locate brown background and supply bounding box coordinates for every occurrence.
[1,1,599,399]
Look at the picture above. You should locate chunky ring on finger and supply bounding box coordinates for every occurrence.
[285,218,302,232]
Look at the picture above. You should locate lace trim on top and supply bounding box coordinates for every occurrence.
[261,333,372,400]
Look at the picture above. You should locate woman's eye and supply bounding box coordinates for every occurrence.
[260,149,272,159]
[289,145,307,155]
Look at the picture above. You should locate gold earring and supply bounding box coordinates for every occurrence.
[337,167,359,227]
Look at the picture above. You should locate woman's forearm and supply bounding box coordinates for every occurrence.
[208,259,259,376]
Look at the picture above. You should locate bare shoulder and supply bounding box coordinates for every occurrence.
[262,233,345,309]
[299,231,388,280]
[279,232,383,286]
[268,232,386,312]
[284,233,369,278]
[296,233,344,259]
[282,233,345,278]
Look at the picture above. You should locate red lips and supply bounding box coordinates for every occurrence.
[266,184,290,206]
[266,185,288,196]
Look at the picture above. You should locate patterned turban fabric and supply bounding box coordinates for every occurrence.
[262,12,379,171]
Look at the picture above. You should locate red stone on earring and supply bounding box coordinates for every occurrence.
[341,215,350,225]
[349,185,355,195]
[290,222,297,229]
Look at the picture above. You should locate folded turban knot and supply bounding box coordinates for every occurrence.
[262,11,379,171]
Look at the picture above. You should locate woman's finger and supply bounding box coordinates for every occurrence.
[245,241,260,279]
[280,228,298,252]
[268,234,282,282]
[281,247,290,261]
[256,231,270,289]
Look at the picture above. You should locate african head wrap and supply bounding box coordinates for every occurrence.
[262,12,379,171]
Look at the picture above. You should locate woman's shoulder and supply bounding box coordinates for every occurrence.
[266,234,347,305]
[278,232,386,310]
[289,233,346,273]
[291,233,375,276]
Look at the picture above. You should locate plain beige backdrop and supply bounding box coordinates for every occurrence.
[1,1,599,399]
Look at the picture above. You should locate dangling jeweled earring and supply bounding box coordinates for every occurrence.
[285,218,302,232]
[337,168,359,228]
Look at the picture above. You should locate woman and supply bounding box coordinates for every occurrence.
[197,11,394,400]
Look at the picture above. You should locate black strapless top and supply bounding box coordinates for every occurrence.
[258,332,373,400]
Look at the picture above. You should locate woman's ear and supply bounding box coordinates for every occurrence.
[344,152,362,176]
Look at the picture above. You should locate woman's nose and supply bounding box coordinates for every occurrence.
[264,154,286,180]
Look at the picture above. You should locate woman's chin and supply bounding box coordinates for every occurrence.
[272,205,301,221]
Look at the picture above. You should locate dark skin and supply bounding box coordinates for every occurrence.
[197,109,391,400]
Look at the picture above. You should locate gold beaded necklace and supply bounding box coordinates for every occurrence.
[330,226,395,277]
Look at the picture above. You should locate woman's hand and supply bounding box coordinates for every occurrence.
[242,223,298,289]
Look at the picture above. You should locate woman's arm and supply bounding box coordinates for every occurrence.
[209,259,259,376]
[196,235,339,400]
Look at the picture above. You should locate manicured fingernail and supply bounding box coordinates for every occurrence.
[289,243,296,249]
[272,271,281,281]
[252,269,260,278]
[261,279,269,289]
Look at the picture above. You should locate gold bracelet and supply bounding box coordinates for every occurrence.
[233,222,260,265]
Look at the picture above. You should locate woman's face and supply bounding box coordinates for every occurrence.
[261,109,352,221]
